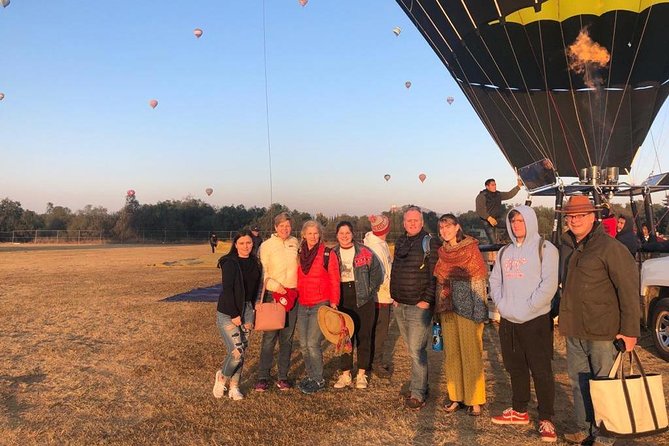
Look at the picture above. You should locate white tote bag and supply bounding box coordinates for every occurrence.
[590,350,668,438]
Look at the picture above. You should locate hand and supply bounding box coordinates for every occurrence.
[487,216,497,227]
[517,177,523,188]
[330,303,338,310]
[416,301,430,310]
[276,284,287,294]
[243,323,253,330]
[616,334,637,352]
[392,300,399,308]
[231,316,242,326]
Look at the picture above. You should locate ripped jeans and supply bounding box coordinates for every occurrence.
[216,302,254,386]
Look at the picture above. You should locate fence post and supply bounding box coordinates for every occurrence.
[34,230,38,244]
[56,230,59,244]
[12,231,15,243]
[78,230,81,244]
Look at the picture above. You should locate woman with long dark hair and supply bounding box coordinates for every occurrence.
[212,230,261,401]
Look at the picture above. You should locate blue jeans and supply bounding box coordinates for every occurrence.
[216,302,254,385]
[296,301,327,381]
[566,337,617,433]
[394,303,432,401]
[257,293,298,381]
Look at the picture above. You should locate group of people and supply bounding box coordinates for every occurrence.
[212,193,641,446]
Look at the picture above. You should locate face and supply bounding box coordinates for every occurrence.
[617,218,625,233]
[235,235,253,258]
[403,210,423,237]
[566,212,595,241]
[439,219,459,244]
[304,226,320,248]
[642,226,650,236]
[509,213,526,241]
[486,181,497,192]
[275,220,292,240]
[336,226,354,248]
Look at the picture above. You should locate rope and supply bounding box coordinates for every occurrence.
[262,0,274,207]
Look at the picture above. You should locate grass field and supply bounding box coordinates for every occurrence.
[1,244,667,446]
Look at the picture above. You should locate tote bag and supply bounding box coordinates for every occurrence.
[590,350,668,438]
[253,282,286,331]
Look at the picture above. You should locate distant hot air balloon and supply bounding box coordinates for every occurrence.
[405,81,412,89]
[127,189,136,197]
[446,96,454,105]
[149,99,158,109]
[0,93,4,101]
[384,174,391,182]
[1,0,10,8]
[299,0,308,6]
[418,173,426,183]
[205,187,213,196]
[193,28,203,38]
[393,27,401,36]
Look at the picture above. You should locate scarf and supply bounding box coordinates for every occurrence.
[299,241,320,275]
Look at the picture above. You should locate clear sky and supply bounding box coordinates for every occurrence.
[1,0,668,217]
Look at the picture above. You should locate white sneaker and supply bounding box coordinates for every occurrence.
[212,370,227,399]
[355,374,368,389]
[333,373,352,389]
[228,387,244,401]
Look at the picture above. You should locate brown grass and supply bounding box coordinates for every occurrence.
[0,244,667,446]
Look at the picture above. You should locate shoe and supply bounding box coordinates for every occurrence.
[405,397,425,410]
[300,379,325,395]
[355,374,368,389]
[212,370,227,399]
[333,373,353,389]
[467,405,482,417]
[375,365,392,379]
[254,379,270,392]
[443,401,462,414]
[276,379,292,391]
[228,387,244,401]
[491,407,529,425]
[592,436,616,446]
[539,420,557,443]
[564,431,591,444]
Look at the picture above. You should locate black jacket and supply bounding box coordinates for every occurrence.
[615,218,640,256]
[217,256,261,320]
[390,230,440,305]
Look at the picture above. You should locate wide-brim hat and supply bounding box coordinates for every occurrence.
[557,195,598,214]
[317,306,355,345]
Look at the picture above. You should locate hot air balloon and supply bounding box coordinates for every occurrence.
[384,174,391,182]
[193,28,203,38]
[395,0,669,177]
[0,93,4,101]
[1,0,10,8]
[418,173,426,183]
[149,99,158,109]
[446,96,454,105]
[127,189,136,197]
[299,0,308,6]
[205,187,213,196]
[393,27,401,36]
[405,81,412,89]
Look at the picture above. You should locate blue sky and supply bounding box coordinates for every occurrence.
[1,0,668,216]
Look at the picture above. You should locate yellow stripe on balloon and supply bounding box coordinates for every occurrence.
[489,0,667,26]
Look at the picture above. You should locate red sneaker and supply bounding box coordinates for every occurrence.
[539,420,557,443]
[491,407,530,425]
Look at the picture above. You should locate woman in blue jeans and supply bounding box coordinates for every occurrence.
[212,230,261,401]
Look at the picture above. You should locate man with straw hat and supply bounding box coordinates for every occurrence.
[557,195,640,446]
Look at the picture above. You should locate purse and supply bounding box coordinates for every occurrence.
[253,280,286,331]
[590,350,668,438]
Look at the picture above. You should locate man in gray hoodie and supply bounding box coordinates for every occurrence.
[489,205,559,443]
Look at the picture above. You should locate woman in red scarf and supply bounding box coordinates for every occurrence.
[434,214,489,416]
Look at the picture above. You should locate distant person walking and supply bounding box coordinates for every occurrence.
[250,225,263,257]
[209,232,218,253]
[475,177,522,244]
[212,230,261,401]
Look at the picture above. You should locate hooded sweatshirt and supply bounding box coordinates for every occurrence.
[489,205,559,324]
[363,231,393,304]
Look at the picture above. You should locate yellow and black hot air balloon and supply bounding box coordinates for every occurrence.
[396,0,669,176]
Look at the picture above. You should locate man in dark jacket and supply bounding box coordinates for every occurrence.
[558,196,640,446]
[475,178,522,244]
[615,215,639,256]
[390,206,441,410]
[250,225,263,257]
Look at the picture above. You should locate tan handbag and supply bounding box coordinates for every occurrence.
[253,280,286,331]
[590,350,668,438]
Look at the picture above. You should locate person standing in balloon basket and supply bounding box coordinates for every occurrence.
[475,178,522,244]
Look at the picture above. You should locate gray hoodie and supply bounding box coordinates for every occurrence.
[489,205,559,323]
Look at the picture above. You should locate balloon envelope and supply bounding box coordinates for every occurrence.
[299,0,308,6]
[0,93,4,101]
[149,99,158,109]
[393,27,401,36]
[447,96,454,105]
[405,81,411,89]
[127,189,135,197]
[384,174,391,182]
[418,173,426,183]
[1,0,9,8]
[205,188,213,196]
[193,28,203,38]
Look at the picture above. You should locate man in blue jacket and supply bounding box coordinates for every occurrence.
[489,205,559,443]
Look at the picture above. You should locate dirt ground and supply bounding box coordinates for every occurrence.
[1,244,667,446]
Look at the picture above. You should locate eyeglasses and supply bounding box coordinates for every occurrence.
[565,213,592,222]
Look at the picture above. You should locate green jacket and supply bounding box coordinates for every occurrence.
[559,223,640,340]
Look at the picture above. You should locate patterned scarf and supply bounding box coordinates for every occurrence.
[299,241,320,275]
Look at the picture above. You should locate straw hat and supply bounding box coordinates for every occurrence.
[558,195,597,214]
[317,306,355,345]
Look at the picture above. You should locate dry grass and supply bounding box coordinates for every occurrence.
[0,244,667,446]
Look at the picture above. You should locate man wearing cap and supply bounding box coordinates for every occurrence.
[558,195,640,446]
[250,225,263,257]
[390,206,441,410]
[475,177,523,244]
[363,214,395,378]
[254,212,300,392]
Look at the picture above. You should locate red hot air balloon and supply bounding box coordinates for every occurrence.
[205,187,213,196]
[127,189,136,197]
[193,28,203,38]
[405,81,412,89]
[418,173,427,183]
[149,99,158,109]
[384,174,391,182]
[299,0,308,6]
[446,96,454,105]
